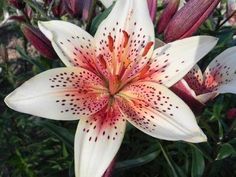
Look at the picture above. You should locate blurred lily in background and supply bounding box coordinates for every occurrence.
[172,47,236,113]
[4,0,218,177]
[147,0,157,22]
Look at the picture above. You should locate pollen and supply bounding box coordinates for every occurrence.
[142,41,154,57]
[98,54,107,69]
[108,35,114,52]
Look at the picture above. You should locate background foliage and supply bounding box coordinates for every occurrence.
[0,0,236,177]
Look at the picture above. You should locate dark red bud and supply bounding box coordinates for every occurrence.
[21,25,57,59]
[171,80,204,115]
[8,0,25,10]
[157,0,180,34]
[8,15,26,23]
[147,0,157,22]
[52,0,68,17]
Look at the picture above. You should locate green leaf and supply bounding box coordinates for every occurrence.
[212,97,224,120]
[191,146,205,177]
[89,5,113,35]
[35,119,74,151]
[158,141,179,177]
[114,150,160,173]
[216,143,236,160]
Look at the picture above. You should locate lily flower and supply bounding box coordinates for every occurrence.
[173,47,236,105]
[5,0,218,177]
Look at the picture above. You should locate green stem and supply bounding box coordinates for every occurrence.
[158,141,178,177]
[216,10,236,30]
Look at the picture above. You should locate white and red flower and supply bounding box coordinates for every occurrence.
[4,0,218,177]
[174,47,236,105]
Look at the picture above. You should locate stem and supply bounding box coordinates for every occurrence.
[216,10,236,30]
[158,141,178,177]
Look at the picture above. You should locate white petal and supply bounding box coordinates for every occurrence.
[38,21,96,70]
[217,80,236,94]
[117,81,207,143]
[75,105,126,177]
[5,67,109,120]
[196,92,218,104]
[100,0,115,8]
[95,0,154,78]
[148,36,218,87]
[204,47,236,94]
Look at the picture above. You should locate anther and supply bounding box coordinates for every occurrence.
[98,54,107,69]
[108,35,114,52]
[142,41,154,57]
[139,64,150,78]
[122,30,129,48]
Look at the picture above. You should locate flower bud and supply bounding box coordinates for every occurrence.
[157,0,180,34]
[164,0,220,42]
[147,0,157,22]
[227,108,236,120]
[21,24,57,59]
[67,0,83,17]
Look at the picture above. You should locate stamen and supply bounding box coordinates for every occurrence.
[122,30,129,48]
[98,54,107,69]
[124,58,132,68]
[142,41,154,57]
[109,74,119,95]
[139,64,150,79]
[108,35,114,52]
